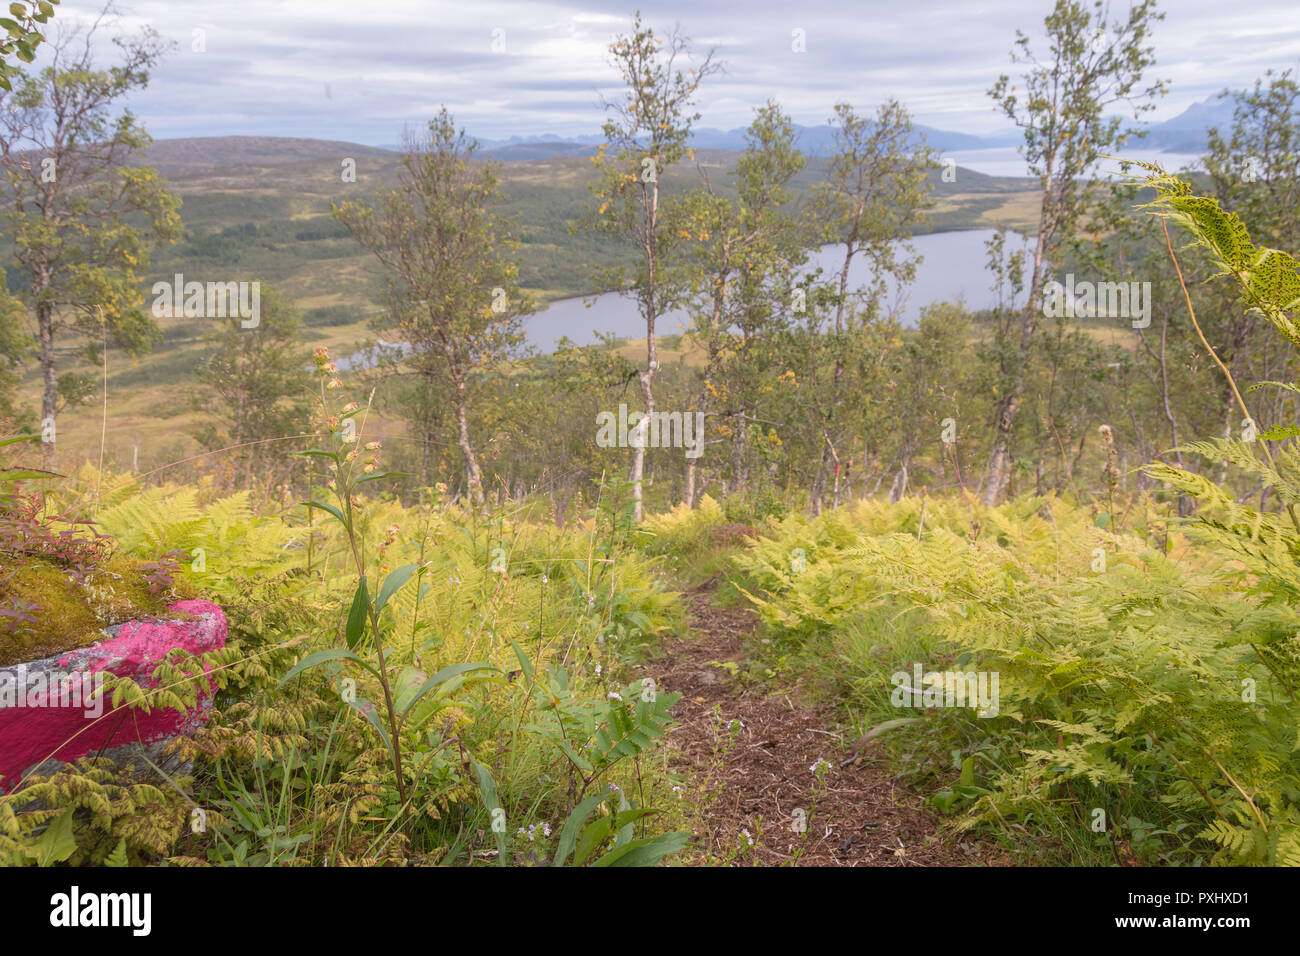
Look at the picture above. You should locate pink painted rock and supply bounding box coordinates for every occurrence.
[0,599,226,792]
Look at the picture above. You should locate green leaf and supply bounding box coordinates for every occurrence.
[572,815,613,867]
[304,498,346,524]
[33,809,77,867]
[347,697,392,756]
[103,838,129,867]
[392,664,427,713]
[592,831,691,867]
[277,647,379,686]
[507,636,534,682]
[469,760,508,866]
[959,755,976,788]
[932,790,960,813]
[613,798,639,847]
[1258,424,1300,442]
[0,467,62,482]
[345,577,369,649]
[355,470,411,485]
[553,738,593,774]
[553,791,615,867]
[396,661,493,716]
[294,448,340,462]
[1248,379,1300,397]
[375,563,419,613]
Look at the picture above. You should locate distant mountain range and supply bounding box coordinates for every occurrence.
[130,95,1238,176]
[380,94,1240,161]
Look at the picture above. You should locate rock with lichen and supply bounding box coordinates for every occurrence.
[0,554,196,668]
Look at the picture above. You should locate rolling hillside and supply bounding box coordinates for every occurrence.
[4,135,1042,471]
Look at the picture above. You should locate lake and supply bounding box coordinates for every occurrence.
[946,146,1204,179]
[525,228,1036,352]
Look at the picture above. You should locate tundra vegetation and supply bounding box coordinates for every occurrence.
[1,2,1300,866]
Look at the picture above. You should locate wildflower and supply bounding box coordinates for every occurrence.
[607,691,623,701]
[609,783,620,792]
[541,823,552,838]
[365,441,382,450]
[810,758,830,774]
[341,402,359,413]
[594,663,603,677]
[363,463,377,474]
[540,574,548,584]
[327,378,343,390]
[741,828,754,847]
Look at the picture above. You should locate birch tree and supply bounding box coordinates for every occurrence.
[334,110,533,501]
[0,14,179,462]
[586,12,719,521]
[981,0,1164,504]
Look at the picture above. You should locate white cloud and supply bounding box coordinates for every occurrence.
[32,0,1300,144]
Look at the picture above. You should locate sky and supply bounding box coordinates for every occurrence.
[32,0,1300,146]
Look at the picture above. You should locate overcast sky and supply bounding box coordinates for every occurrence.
[37,0,1300,145]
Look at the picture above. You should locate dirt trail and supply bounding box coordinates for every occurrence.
[644,581,1009,867]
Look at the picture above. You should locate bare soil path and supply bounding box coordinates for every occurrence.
[642,580,1011,867]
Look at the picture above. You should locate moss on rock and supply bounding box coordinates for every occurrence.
[0,556,196,668]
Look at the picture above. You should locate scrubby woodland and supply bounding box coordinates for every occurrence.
[2,1,1300,867]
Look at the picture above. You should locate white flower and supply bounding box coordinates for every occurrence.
[607,691,623,701]
[741,828,754,847]
[595,663,603,677]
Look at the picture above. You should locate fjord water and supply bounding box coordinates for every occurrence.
[339,228,1036,369]
[526,228,1035,352]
